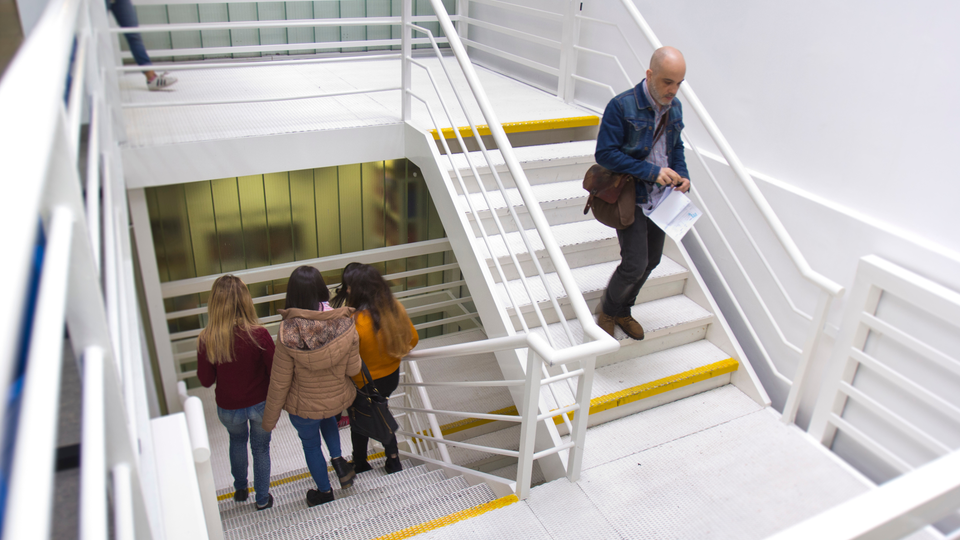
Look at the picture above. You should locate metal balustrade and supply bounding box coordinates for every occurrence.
[450,0,845,425]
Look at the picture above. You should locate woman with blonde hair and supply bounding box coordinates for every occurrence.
[263,266,361,507]
[330,263,418,474]
[197,275,275,510]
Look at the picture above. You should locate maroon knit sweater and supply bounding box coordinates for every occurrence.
[197,326,275,410]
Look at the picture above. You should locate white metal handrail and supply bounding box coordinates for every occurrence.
[765,448,960,540]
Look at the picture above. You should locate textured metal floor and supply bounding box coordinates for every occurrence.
[409,385,935,540]
[118,56,593,148]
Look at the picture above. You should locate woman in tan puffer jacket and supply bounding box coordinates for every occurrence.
[263,266,361,508]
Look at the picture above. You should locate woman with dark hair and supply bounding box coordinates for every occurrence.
[335,264,418,474]
[263,266,360,507]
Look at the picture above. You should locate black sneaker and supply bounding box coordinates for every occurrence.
[306,489,334,508]
[233,489,248,502]
[351,459,373,474]
[255,493,273,511]
[331,457,355,489]
[384,455,402,474]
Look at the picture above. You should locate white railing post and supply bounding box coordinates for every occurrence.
[781,290,833,424]
[557,0,580,102]
[407,360,452,463]
[566,354,595,482]
[516,348,542,500]
[179,387,222,540]
[456,0,469,42]
[401,0,412,122]
[80,347,108,540]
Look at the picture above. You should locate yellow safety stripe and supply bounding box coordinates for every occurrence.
[218,358,737,501]
[216,451,386,501]
[551,358,740,424]
[429,115,599,140]
[372,495,520,540]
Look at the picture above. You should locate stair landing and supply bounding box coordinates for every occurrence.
[406,385,938,540]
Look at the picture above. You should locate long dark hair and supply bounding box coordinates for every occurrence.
[334,263,414,358]
[329,262,363,309]
[284,266,330,310]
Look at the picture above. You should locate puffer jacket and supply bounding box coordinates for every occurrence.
[262,307,362,431]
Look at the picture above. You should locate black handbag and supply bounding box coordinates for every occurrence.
[348,363,399,445]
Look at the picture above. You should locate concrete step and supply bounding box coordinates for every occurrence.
[231,474,472,539]
[446,140,596,191]
[498,258,689,329]
[219,461,423,524]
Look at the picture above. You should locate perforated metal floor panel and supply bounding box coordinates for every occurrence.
[119,56,593,148]
[445,140,598,173]
[409,386,931,540]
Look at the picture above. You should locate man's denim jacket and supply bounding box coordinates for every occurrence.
[594,80,688,205]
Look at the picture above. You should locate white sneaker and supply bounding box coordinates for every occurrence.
[147,74,178,91]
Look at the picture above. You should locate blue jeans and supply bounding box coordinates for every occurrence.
[217,402,271,505]
[106,0,152,66]
[289,415,341,492]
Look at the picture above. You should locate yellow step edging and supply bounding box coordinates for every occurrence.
[555,358,740,423]
[417,358,739,435]
[429,115,599,140]
[372,495,520,540]
[216,451,386,502]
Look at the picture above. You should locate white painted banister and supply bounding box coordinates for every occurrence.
[617,0,843,299]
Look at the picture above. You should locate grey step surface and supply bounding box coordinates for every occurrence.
[316,483,497,540]
[496,258,688,312]
[539,339,735,412]
[235,475,473,540]
[220,460,422,523]
[477,219,618,262]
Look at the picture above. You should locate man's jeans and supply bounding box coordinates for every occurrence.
[289,415,341,492]
[107,0,152,66]
[601,213,666,318]
[217,401,271,505]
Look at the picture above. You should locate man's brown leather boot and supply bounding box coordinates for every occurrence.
[615,315,644,340]
[597,313,616,337]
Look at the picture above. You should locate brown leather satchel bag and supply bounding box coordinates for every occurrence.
[582,164,635,229]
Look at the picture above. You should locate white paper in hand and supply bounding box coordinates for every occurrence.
[646,189,701,241]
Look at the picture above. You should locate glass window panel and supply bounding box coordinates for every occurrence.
[285,1,316,55]
[289,169,319,261]
[237,174,270,268]
[197,3,231,60]
[146,188,171,282]
[257,2,288,52]
[339,0,366,53]
[315,166,342,257]
[314,1,341,52]
[166,5,203,62]
[183,181,221,277]
[211,177,246,273]
[361,161,385,252]
[153,184,197,282]
[263,172,295,265]
[338,164,363,254]
[227,3,261,58]
[365,0,391,51]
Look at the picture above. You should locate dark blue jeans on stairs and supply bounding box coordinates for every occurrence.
[289,415,341,493]
[217,401,272,505]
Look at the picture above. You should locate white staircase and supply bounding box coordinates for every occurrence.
[216,458,502,540]
[392,135,766,491]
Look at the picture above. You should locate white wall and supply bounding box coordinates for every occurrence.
[580,0,960,256]
[466,0,960,483]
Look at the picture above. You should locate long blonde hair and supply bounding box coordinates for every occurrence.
[198,275,264,364]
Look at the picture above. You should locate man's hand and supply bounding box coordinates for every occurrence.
[655,167,682,187]
[674,178,690,193]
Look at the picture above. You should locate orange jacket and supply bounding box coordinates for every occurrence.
[351,304,418,386]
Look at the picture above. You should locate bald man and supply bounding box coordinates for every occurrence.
[594,46,690,340]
